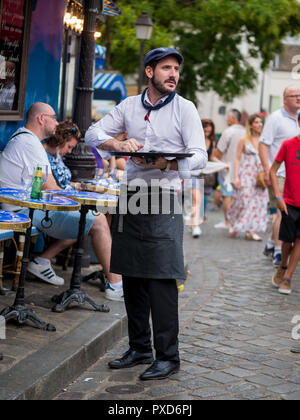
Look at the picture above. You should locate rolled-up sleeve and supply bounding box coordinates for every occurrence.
[177,101,208,179]
[85,102,126,148]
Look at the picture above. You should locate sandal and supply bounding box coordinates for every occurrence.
[245,233,262,241]
[229,228,237,237]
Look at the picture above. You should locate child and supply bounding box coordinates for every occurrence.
[270,135,300,295]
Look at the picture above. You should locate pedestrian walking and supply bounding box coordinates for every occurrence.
[190,118,217,238]
[227,114,269,240]
[259,86,300,267]
[85,47,208,380]
[270,134,300,295]
[212,109,246,230]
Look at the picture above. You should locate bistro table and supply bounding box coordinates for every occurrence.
[46,190,118,313]
[0,188,80,331]
[0,210,31,361]
[81,179,120,196]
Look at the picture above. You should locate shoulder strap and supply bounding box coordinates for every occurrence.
[10,131,33,141]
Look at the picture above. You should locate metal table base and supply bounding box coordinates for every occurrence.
[51,205,110,313]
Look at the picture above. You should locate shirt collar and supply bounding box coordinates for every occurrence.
[281,106,299,122]
[144,90,169,107]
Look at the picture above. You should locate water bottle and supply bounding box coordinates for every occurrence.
[30,167,43,199]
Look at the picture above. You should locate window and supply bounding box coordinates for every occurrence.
[0,0,33,120]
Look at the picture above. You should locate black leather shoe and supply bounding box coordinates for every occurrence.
[108,349,153,369]
[139,360,180,380]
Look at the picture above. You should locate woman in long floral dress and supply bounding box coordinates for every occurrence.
[227,114,269,240]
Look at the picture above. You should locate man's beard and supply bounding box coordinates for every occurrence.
[151,74,177,95]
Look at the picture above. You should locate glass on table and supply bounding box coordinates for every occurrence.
[95,168,105,183]
[20,166,36,199]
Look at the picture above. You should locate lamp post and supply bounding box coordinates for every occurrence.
[135,12,153,94]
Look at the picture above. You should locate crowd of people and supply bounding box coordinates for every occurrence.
[187,85,300,297]
[0,46,299,382]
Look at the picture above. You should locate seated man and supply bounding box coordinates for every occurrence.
[0,102,123,301]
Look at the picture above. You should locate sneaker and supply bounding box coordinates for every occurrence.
[278,278,291,295]
[263,245,274,258]
[272,266,286,288]
[214,221,229,229]
[27,259,64,286]
[105,283,124,301]
[273,253,282,267]
[192,226,202,238]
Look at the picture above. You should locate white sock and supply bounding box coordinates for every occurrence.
[267,239,275,249]
[110,280,123,290]
[274,246,281,256]
[35,256,50,266]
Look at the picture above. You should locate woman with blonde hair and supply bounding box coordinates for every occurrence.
[227,114,269,240]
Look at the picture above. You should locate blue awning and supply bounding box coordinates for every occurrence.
[94,72,127,100]
[103,0,122,17]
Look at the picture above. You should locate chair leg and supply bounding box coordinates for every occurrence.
[0,242,4,294]
[12,234,25,291]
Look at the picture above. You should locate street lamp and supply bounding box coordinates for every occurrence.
[135,12,153,94]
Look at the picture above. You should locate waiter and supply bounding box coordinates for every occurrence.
[85,47,207,380]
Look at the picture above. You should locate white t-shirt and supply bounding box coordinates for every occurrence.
[259,107,300,177]
[0,127,51,210]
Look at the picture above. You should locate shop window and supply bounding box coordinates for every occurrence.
[0,0,33,120]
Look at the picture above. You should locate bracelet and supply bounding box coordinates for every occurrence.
[276,197,283,201]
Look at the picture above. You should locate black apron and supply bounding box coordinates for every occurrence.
[110,187,185,280]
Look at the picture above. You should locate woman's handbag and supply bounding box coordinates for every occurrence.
[256,171,266,190]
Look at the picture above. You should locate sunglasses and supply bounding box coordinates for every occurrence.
[64,127,79,135]
[202,122,213,127]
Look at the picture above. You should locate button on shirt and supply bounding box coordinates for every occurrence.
[85,92,208,190]
[259,107,300,177]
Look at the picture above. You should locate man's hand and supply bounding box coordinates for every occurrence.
[264,169,271,187]
[118,138,143,153]
[277,198,288,215]
[131,156,170,170]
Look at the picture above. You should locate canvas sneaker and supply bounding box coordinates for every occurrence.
[263,245,274,259]
[192,226,202,238]
[273,253,282,267]
[278,279,292,295]
[272,266,286,288]
[27,259,64,286]
[105,283,124,302]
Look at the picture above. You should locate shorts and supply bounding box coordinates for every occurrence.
[218,173,236,197]
[268,176,285,213]
[20,209,95,240]
[279,204,300,243]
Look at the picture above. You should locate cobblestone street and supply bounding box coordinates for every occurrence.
[55,209,300,401]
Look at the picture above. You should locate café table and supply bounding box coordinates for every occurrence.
[46,190,118,313]
[81,179,120,196]
[0,210,31,361]
[0,188,80,331]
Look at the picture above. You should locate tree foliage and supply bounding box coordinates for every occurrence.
[102,0,300,103]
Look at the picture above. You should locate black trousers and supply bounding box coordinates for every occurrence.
[123,276,180,362]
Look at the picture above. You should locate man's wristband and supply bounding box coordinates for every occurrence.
[276,197,283,201]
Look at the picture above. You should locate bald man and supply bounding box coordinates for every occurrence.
[259,85,300,268]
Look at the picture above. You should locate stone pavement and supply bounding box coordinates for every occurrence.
[0,262,127,400]
[54,209,300,401]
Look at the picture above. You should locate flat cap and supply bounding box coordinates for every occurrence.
[144,47,184,67]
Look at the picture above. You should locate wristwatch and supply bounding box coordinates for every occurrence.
[161,160,172,173]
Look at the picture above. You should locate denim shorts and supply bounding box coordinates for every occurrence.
[20,209,95,240]
[218,173,236,197]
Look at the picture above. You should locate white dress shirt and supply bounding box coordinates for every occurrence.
[85,91,208,190]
